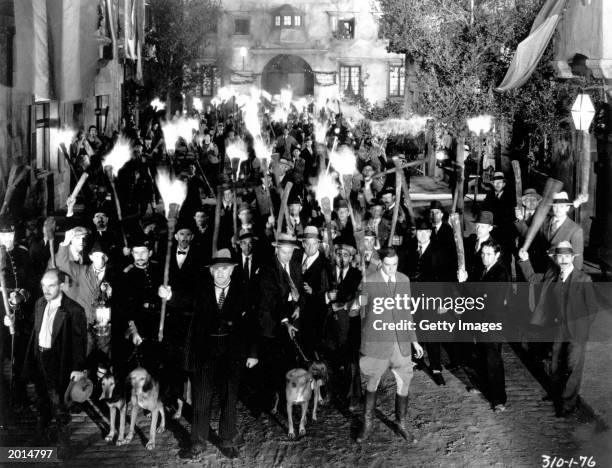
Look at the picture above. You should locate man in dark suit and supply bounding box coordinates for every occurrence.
[22,269,87,444]
[233,231,262,294]
[182,249,259,460]
[257,233,304,412]
[192,208,214,265]
[298,226,330,358]
[464,211,498,280]
[459,239,510,412]
[403,217,452,386]
[518,241,597,417]
[538,192,584,270]
[218,183,236,250]
[429,200,455,258]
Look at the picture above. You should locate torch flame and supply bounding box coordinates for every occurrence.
[253,136,272,163]
[53,127,76,149]
[315,174,340,206]
[103,137,132,177]
[314,121,329,144]
[161,117,199,152]
[466,115,494,135]
[151,98,166,111]
[329,145,356,176]
[192,97,203,112]
[155,169,187,218]
[226,139,249,163]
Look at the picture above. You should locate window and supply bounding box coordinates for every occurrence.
[275,15,281,26]
[273,7,303,29]
[294,15,301,26]
[32,103,50,169]
[333,18,354,39]
[283,15,291,26]
[389,65,405,97]
[234,19,250,35]
[339,66,361,96]
[201,66,220,96]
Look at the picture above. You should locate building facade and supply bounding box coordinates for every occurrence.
[194,0,406,106]
[0,0,144,214]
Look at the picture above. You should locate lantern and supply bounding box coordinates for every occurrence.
[571,94,595,132]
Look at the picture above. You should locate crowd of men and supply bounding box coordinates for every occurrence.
[0,106,598,460]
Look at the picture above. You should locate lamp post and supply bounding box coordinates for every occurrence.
[570,93,595,197]
[240,47,247,71]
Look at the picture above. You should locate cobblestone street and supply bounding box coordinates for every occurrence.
[2,344,609,467]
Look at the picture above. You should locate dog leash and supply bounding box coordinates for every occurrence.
[290,335,311,367]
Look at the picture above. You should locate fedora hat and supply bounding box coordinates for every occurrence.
[206,248,238,267]
[521,188,542,203]
[238,202,252,214]
[553,191,572,205]
[272,232,300,248]
[334,235,357,255]
[301,226,321,240]
[548,241,578,256]
[474,210,494,225]
[414,217,432,231]
[238,230,258,241]
[278,157,294,169]
[64,376,94,405]
[492,171,505,181]
[364,228,377,238]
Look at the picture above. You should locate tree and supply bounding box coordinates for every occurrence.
[143,0,220,115]
[376,0,588,145]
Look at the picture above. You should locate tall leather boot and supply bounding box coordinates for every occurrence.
[395,394,412,441]
[356,391,376,443]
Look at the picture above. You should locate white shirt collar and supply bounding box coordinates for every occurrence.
[47,293,63,308]
[418,240,430,252]
[302,250,319,265]
[560,265,574,282]
[380,269,396,283]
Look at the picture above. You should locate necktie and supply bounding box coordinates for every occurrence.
[285,264,299,301]
[302,257,308,273]
[476,241,481,253]
[218,287,226,309]
[244,257,250,279]
[418,245,423,258]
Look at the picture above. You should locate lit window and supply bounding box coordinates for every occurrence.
[294,15,301,26]
[389,65,405,97]
[340,66,360,96]
[275,15,280,26]
[334,18,355,39]
[283,15,291,26]
[202,66,220,96]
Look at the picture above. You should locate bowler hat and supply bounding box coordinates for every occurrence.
[334,235,357,255]
[414,217,432,231]
[429,200,445,212]
[206,248,238,267]
[474,211,494,225]
[89,240,108,255]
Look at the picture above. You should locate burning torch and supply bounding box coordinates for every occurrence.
[102,137,132,249]
[155,170,187,342]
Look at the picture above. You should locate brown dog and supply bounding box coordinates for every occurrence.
[123,367,165,450]
[99,369,128,444]
[285,361,328,439]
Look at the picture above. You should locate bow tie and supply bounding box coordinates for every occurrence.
[177,250,187,256]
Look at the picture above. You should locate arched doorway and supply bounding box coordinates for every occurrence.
[261,55,314,97]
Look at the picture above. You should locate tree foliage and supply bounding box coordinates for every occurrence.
[377,0,589,142]
[143,0,220,105]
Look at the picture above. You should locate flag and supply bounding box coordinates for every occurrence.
[14,0,51,99]
[496,0,567,92]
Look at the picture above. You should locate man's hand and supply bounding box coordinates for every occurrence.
[515,207,524,221]
[291,307,300,320]
[573,193,589,208]
[122,246,131,256]
[3,314,14,328]
[327,290,338,302]
[246,358,259,368]
[66,196,76,217]
[158,285,172,301]
[70,371,85,381]
[412,342,424,359]
[100,282,112,297]
[267,215,275,227]
[61,228,76,247]
[132,333,143,346]
[457,269,468,283]
[285,322,298,339]
[518,248,529,262]
[303,283,312,294]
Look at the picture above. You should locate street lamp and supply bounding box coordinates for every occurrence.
[240,47,247,71]
[571,93,595,197]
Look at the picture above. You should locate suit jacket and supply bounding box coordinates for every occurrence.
[258,256,305,338]
[168,244,202,311]
[431,222,456,260]
[402,239,452,282]
[477,261,510,325]
[23,294,87,392]
[519,260,597,343]
[539,216,584,269]
[360,270,416,359]
[187,278,258,370]
[55,244,118,324]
